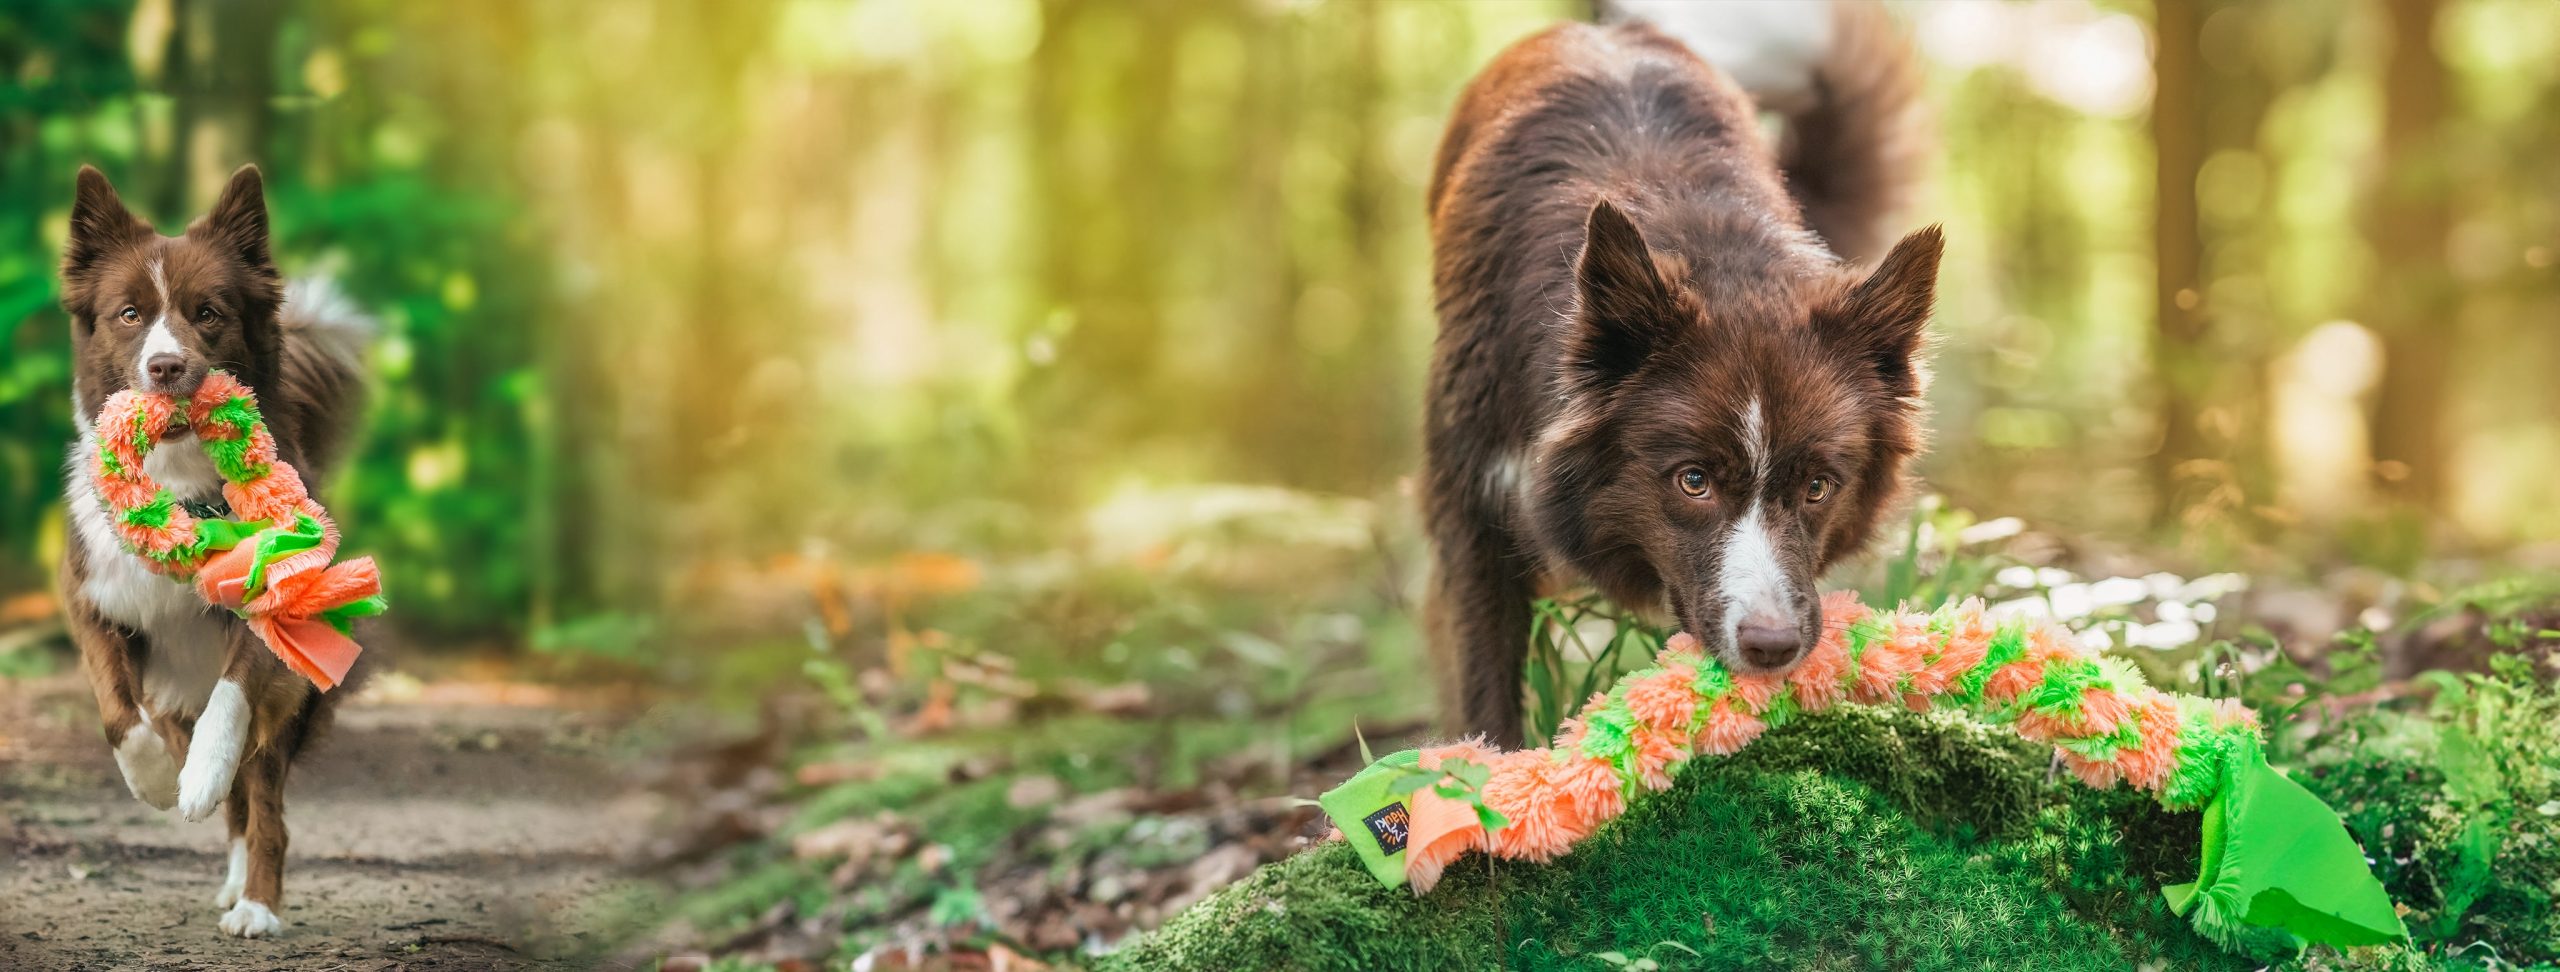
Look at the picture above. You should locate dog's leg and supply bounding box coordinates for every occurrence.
[1426,516,1538,748]
[177,625,281,822]
[217,775,249,909]
[217,742,289,938]
[175,678,249,822]
[68,599,180,810]
[216,649,312,937]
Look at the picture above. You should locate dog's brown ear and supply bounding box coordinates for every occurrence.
[1819,225,1942,399]
[64,166,151,285]
[195,164,275,273]
[1565,200,1682,392]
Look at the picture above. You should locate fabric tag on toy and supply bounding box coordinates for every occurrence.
[1319,748,1423,887]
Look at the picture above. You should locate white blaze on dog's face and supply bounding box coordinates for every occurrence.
[1714,397,1800,663]
[58,165,282,424]
[1530,203,1945,675]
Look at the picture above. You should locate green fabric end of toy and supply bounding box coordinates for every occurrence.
[321,594,389,634]
[2165,752,2409,951]
[239,514,327,599]
[193,517,270,552]
[1315,749,1425,887]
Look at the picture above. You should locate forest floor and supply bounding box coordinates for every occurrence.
[0,663,667,971]
[624,490,2560,971]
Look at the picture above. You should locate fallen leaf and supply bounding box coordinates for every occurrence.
[1005,775,1065,810]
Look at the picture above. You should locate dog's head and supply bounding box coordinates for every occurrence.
[1530,201,1941,675]
[61,165,283,426]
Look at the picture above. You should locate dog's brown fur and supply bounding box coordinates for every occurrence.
[59,164,368,935]
[1422,17,1940,745]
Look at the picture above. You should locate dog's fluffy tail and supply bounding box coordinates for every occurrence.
[277,276,375,478]
[1600,0,1930,265]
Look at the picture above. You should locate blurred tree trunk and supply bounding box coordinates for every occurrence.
[2149,0,2210,526]
[1235,9,1307,486]
[2366,0,2453,511]
[167,0,284,211]
[1030,0,1179,455]
[1337,0,1397,492]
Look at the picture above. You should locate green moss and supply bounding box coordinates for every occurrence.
[1102,706,2253,972]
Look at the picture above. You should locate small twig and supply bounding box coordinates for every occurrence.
[2317,680,2422,721]
[406,933,520,952]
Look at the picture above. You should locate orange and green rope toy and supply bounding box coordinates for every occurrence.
[1322,591,2408,953]
[90,370,385,690]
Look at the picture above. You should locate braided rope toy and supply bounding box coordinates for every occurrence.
[90,371,385,690]
[1322,591,2407,951]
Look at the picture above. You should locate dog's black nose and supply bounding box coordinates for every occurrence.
[1735,623,1804,670]
[146,354,187,389]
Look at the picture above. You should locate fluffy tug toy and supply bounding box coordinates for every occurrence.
[1322,591,2407,952]
[91,371,385,690]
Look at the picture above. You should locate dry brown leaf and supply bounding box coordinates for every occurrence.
[0,591,58,625]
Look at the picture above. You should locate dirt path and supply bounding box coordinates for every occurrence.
[0,670,666,971]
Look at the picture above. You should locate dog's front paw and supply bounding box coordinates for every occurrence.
[217,899,282,939]
[174,755,235,822]
[177,680,249,822]
[112,724,180,810]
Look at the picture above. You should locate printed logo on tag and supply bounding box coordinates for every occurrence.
[1363,801,1411,854]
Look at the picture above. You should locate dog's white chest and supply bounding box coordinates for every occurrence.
[65,434,230,716]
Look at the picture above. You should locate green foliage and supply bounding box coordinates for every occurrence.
[1385,755,1509,833]
[2296,654,2560,963]
[1862,497,2013,610]
[0,0,611,636]
[1523,594,1671,748]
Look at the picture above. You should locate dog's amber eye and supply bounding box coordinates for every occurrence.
[196,305,217,324]
[1806,476,1835,504]
[120,306,141,325]
[1676,466,1710,498]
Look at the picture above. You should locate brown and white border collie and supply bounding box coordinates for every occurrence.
[1422,3,1941,744]
[57,165,370,938]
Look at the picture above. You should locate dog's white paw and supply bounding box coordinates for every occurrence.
[175,755,235,822]
[113,723,180,810]
[217,899,282,939]
[176,680,248,822]
[215,838,247,908]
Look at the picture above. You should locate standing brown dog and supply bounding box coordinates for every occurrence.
[1422,5,1940,745]
[59,165,371,937]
